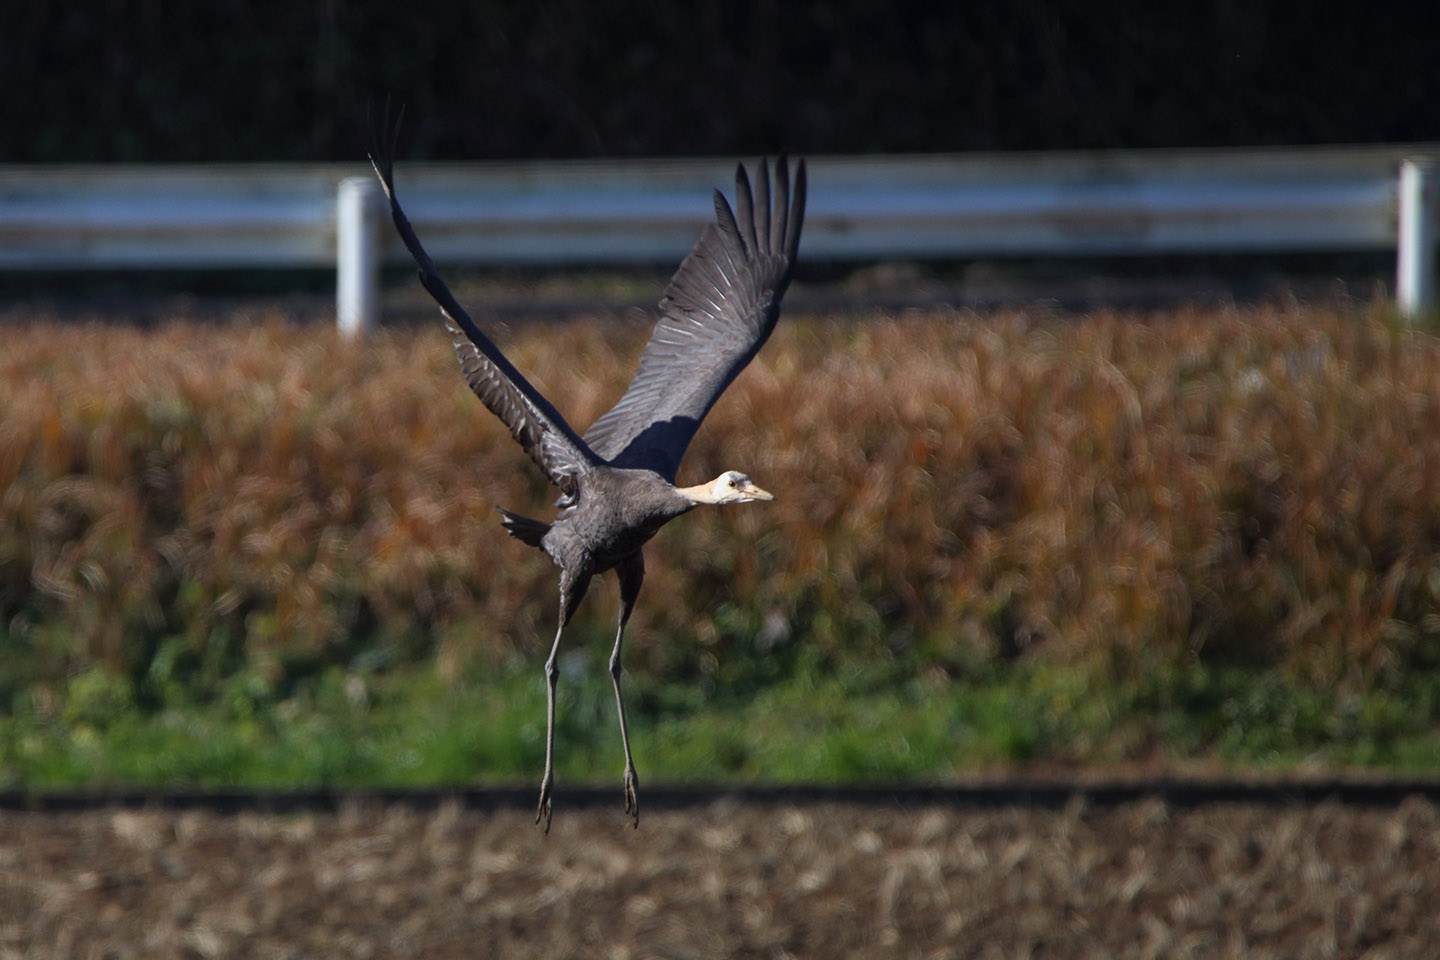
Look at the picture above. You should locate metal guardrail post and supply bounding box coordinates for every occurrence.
[1397,157,1438,321]
[336,176,383,337]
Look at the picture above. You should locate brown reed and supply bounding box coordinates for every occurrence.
[3,301,1437,697]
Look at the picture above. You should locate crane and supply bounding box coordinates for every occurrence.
[369,114,805,831]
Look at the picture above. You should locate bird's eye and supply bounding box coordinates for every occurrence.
[729,478,738,487]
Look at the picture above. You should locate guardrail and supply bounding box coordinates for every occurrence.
[2,146,1436,331]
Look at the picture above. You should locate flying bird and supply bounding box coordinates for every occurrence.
[368,116,806,832]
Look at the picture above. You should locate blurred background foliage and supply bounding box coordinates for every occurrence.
[4,0,1438,163]
[5,303,1440,785]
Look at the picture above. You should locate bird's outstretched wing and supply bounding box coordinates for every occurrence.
[581,157,806,481]
[368,107,598,500]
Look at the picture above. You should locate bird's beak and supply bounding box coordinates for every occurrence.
[741,481,774,502]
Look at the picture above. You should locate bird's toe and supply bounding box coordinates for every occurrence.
[623,766,640,828]
[536,780,555,834]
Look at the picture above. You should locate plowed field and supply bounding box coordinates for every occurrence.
[4,793,1438,958]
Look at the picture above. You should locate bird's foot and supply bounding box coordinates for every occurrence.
[623,763,639,829]
[536,775,554,834]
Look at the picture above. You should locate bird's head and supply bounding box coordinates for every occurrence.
[686,470,774,505]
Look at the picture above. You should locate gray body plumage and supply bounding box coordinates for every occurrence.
[369,108,805,831]
[549,468,696,569]
[504,467,695,575]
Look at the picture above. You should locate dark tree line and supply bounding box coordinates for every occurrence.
[4,0,1435,163]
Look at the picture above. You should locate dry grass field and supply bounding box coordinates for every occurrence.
[4,298,1440,784]
[4,299,1440,957]
[3,793,1439,959]
[6,299,1440,691]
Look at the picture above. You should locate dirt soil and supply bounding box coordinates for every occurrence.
[2,794,1438,959]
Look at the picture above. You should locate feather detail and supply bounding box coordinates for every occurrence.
[581,157,806,481]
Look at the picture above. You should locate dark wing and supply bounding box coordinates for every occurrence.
[581,157,806,481]
[368,108,598,500]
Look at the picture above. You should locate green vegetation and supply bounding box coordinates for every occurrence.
[3,301,1440,788]
[8,654,1440,789]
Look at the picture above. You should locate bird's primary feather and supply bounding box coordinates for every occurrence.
[367,104,599,500]
[581,158,807,480]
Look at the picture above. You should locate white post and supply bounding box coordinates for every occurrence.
[1397,157,1438,322]
[336,176,383,337]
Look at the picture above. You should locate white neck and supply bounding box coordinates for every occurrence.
[677,480,721,505]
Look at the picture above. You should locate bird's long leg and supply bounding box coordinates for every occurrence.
[536,616,565,834]
[538,569,590,834]
[612,553,645,828]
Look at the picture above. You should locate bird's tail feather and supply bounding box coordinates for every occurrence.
[497,507,550,548]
